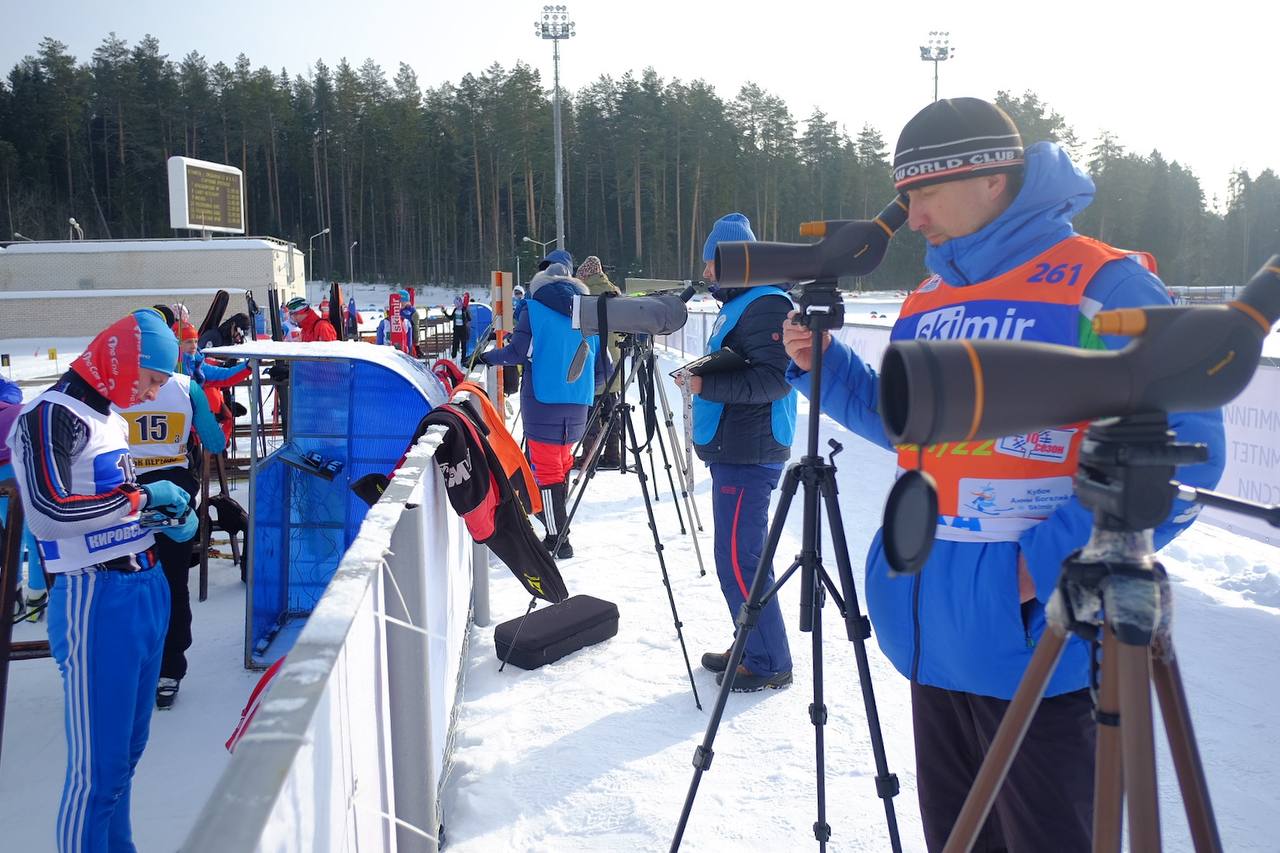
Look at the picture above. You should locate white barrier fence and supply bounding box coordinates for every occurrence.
[185,410,485,852]
[660,310,1280,545]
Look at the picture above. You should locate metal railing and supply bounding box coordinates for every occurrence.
[185,375,492,851]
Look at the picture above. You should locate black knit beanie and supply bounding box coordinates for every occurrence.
[892,97,1024,192]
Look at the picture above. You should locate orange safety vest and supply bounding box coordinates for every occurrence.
[452,380,542,516]
[893,236,1152,542]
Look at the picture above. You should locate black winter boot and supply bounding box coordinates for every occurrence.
[539,480,574,559]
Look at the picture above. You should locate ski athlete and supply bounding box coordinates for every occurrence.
[174,321,251,388]
[284,297,338,343]
[442,296,471,359]
[117,369,226,709]
[4,309,199,851]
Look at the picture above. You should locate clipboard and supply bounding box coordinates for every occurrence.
[669,347,748,379]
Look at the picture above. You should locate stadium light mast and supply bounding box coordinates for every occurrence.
[919,32,954,102]
[534,4,575,252]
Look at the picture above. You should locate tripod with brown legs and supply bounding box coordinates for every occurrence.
[945,413,1223,853]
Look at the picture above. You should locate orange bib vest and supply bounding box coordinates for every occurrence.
[453,380,543,516]
[892,236,1153,542]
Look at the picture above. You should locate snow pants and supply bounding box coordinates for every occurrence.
[528,439,573,488]
[708,463,792,677]
[912,681,1095,852]
[48,563,169,852]
[138,467,198,682]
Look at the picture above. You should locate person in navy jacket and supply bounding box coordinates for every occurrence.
[783,97,1226,851]
[680,212,798,694]
[479,263,606,559]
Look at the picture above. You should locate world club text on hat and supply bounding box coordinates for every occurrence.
[892,97,1024,192]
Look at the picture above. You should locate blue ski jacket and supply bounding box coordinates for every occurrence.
[788,142,1226,699]
[482,270,608,445]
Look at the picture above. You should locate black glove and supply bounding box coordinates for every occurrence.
[266,364,290,383]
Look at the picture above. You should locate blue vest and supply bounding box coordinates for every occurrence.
[692,286,797,446]
[528,300,598,405]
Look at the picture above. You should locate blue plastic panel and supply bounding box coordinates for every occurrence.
[248,357,434,665]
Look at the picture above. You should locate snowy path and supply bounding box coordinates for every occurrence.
[1,555,259,850]
[441,358,1280,853]
[1,351,1277,850]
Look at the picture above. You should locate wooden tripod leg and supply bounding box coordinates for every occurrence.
[943,619,1070,853]
[1093,630,1124,852]
[1116,641,1161,852]
[1151,635,1223,853]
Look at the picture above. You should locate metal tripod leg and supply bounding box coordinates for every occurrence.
[621,405,701,711]
[1152,634,1223,853]
[807,526,832,848]
[943,616,1070,853]
[654,368,705,534]
[671,464,803,852]
[820,468,901,848]
[651,369,707,576]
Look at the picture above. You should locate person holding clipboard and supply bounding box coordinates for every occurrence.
[674,212,797,693]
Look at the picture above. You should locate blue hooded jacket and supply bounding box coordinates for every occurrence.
[483,267,608,445]
[787,142,1226,699]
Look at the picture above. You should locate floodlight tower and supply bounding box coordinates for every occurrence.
[534,5,575,252]
[919,32,954,102]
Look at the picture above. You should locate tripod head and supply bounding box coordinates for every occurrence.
[790,278,845,333]
[1073,413,1207,533]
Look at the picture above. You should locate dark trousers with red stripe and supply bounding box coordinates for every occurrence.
[709,463,792,676]
[912,681,1095,852]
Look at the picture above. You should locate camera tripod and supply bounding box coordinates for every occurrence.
[944,413,1224,853]
[500,332,703,710]
[671,279,902,852]
[566,334,707,579]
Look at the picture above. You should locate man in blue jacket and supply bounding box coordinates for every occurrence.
[681,213,798,693]
[479,263,604,559]
[783,97,1225,851]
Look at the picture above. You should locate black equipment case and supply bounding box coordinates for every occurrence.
[495,595,619,670]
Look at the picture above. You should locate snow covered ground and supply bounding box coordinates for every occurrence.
[1,343,1279,851]
[1,541,259,850]
[435,361,1280,853]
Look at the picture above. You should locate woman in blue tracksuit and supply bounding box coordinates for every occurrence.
[784,99,1225,851]
[5,309,199,851]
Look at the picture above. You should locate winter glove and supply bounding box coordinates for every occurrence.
[142,481,191,516]
[160,508,200,543]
